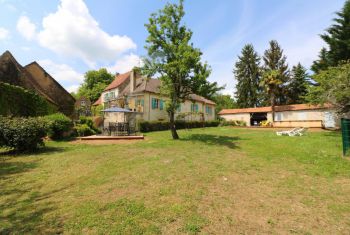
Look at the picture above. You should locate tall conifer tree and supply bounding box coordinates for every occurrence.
[262,40,289,105]
[312,0,350,73]
[287,63,309,104]
[234,44,261,108]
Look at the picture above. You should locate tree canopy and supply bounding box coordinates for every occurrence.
[312,0,350,73]
[307,62,350,115]
[77,68,114,102]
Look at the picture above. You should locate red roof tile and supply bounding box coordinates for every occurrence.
[219,103,333,115]
[92,96,102,106]
[104,72,130,91]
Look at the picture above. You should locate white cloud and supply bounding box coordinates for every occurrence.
[0,27,10,40]
[16,16,37,40]
[36,0,136,67]
[66,84,80,93]
[106,54,142,74]
[37,59,84,85]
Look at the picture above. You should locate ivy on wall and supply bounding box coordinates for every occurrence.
[0,82,56,117]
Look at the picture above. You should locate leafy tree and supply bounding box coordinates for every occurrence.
[194,80,225,100]
[312,1,350,72]
[307,62,350,114]
[77,68,114,102]
[286,63,309,104]
[143,0,211,139]
[212,94,237,115]
[260,70,282,121]
[234,44,261,108]
[262,40,289,105]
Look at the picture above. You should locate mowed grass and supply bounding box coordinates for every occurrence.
[1,127,350,234]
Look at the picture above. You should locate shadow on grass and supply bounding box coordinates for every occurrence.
[181,134,241,149]
[0,146,65,157]
[0,146,69,233]
[0,185,64,234]
[0,160,39,178]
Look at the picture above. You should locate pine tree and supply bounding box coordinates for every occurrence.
[311,48,331,74]
[312,0,350,73]
[287,63,309,104]
[234,44,261,108]
[262,40,289,105]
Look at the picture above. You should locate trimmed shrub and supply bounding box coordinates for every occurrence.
[219,120,247,127]
[0,82,56,117]
[139,120,220,132]
[44,113,73,140]
[0,116,48,152]
[74,124,96,137]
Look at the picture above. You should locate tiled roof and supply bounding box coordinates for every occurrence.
[104,72,131,91]
[189,94,216,105]
[219,103,333,115]
[102,70,216,105]
[92,96,102,106]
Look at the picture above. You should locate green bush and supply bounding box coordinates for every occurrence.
[0,116,48,152]
[74,124,96,137]
[0,82,56,117]
[139,120,220,132]
[219,120,247,127]
[44,113,73,140]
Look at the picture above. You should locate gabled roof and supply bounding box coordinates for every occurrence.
[219,103,333,115]
[0,50,57,105]
[132,78,215,104]
[101,70,216,105]
[104,71,131,91]
[93,96,102,106]
[25,61,75,102]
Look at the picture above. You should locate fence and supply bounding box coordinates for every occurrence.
[341,118,350,156]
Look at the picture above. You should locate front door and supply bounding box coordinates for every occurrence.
[324,112,336,128]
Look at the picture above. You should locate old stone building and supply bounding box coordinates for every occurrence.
[0,51,75,116]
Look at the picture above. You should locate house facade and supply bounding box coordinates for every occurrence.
[94,70,216,123]
[219,104,339,128]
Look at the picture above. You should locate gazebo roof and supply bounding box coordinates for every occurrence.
[101,107,134,113]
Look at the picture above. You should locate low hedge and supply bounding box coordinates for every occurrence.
[43,113,73,140]
[219,120,247,127]
[139,120,220,132]
[0,116,47,152]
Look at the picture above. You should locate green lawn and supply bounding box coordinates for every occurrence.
[1,127,350,234]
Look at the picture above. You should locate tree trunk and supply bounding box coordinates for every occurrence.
[271,91,275,122]
[169,111,179,139]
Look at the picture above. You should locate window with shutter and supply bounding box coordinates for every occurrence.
[152,98,159,109]
[159,100,164,110]
[177,104,181,112]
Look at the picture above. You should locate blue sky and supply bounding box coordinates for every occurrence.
[0,0,345,96]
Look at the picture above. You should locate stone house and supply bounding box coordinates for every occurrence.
[93,70,216,123]
[0,51,75,116]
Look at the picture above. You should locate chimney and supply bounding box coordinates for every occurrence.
[130,69,136,93]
